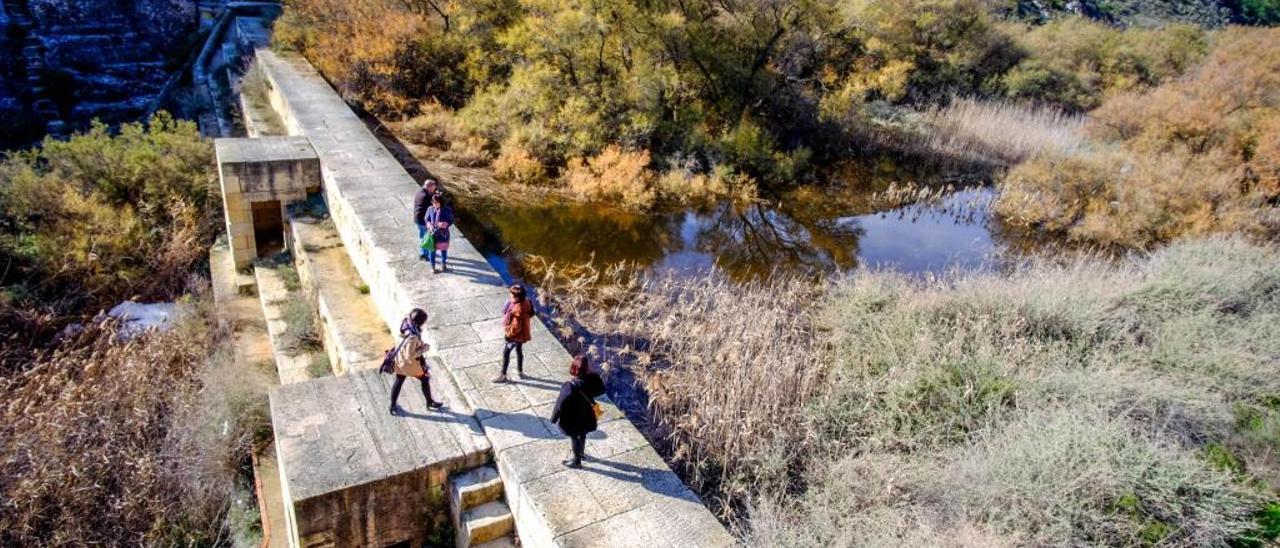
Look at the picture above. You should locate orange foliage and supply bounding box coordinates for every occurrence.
[493,140,548,185]
[273,0,432,117]
[998,27,1280,249]
[563,146,656,208]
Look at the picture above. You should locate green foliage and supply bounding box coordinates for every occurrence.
[1000,18,1209,111]
[1233,502,1280,547]
[307,352,333,378]
[0,113,215,313]
[1205,443,1247,475]
[279,0,1033,190]
[1241,0,1280,24]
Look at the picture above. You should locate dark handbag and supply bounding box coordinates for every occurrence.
[379,336,411,374]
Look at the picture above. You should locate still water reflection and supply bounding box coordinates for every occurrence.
[458,184,1003,281]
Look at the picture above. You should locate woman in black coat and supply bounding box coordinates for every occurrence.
[550,355,606,468]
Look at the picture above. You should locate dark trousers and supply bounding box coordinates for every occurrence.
[501,339,524,375]
[569,433,587,463]
[391,374,435,407]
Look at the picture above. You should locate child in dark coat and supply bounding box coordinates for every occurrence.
[550,355,605,468]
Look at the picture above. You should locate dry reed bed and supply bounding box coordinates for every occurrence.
[0,299,273,546]
[532,237,1280,546]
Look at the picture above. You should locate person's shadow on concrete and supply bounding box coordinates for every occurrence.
[574,450,696,502]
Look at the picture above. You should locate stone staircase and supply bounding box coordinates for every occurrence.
[449,466,516,548]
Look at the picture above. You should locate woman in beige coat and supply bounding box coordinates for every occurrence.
[390,308,444,415]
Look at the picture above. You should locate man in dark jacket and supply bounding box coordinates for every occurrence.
[413,179,439,260]
[550,355,606,468]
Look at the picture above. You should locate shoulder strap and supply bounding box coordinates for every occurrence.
[575,381,594,405]
[394,332,413,353]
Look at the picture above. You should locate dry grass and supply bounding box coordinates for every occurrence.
[440,135,492,167]
[529,259,829,518]
[237,61,287,136]
[0,294,273,546]
[532,237,1280,545]
[917,97,1089,166]
[399,102,459,149]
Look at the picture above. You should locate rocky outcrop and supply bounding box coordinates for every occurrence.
[0,0,216,148]
[1015,0,1235,27]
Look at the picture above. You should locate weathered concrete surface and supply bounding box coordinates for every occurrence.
[270,369,490,547]
[290,215,392,374]
[257,49,732,547]
[254,263,324,384]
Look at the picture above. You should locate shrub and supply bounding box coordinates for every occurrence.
[279,297,323,355]
[1241,0,1280,24]
[655,164,757,205]
[835,0,1023,105]
[0,113,215,316]
[441,135,493,167]
[996,27,1280,249]
[273,1,469,117]
[562,146,656,208]
[492,140,548,185]
[399,102,460,148]
[1000,18,1209,111]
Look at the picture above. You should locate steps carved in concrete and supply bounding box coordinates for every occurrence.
[459,501,515,548]
[450,466,515,548]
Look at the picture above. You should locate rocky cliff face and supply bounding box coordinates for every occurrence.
[0,0,208,147]
[1015,0,1235,27]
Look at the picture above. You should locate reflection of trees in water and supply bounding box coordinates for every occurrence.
[476,202,686,267]
[690,202,864,279]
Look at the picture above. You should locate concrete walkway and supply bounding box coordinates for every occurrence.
[257,49,732,547]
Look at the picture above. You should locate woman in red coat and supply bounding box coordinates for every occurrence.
[495,284,534,383]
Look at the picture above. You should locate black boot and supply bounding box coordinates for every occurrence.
[390,375,406,416]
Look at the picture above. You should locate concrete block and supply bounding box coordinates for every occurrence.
[451,466,504,515]
[479,408,557,454]
[523,470,611,534]
[459,501,514,548]
[270,371,492,547]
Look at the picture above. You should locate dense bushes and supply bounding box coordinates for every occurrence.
[276,0,1035,195]
[0,113,216,321]
[275,0,1267,210]
[537,237,1280,545]
[0,113,269,545]
[999,18,1209,111]
[996,27,1280,248]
